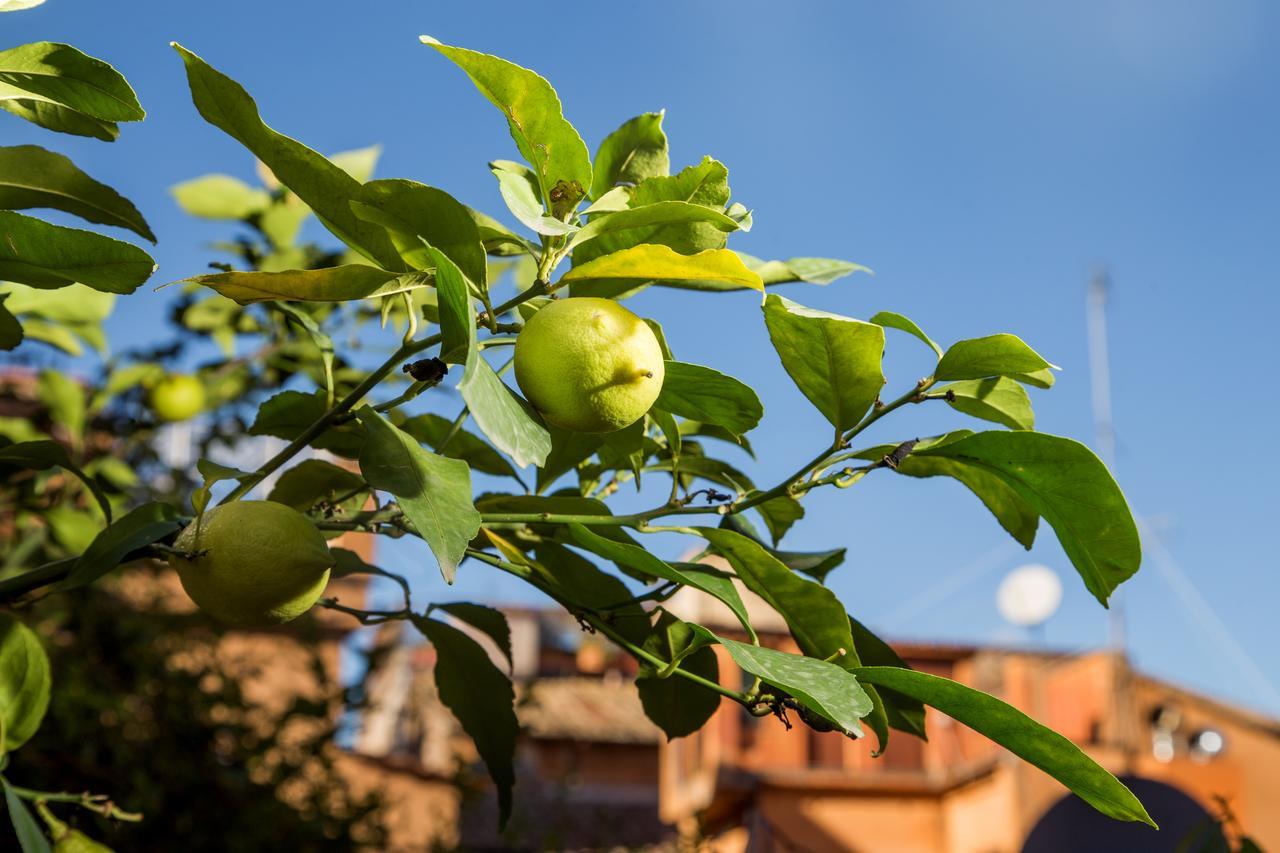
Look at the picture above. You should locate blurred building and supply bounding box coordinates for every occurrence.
[346,584,1280,852]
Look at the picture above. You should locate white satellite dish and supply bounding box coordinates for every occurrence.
[997,564,1063,629]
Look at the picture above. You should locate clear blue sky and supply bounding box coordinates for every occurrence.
[8,1,1279,714]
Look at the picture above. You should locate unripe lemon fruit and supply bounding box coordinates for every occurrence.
[514,297,665,433]
[168,501,334,627]
[150,373,206,422]
[53,830,113,853]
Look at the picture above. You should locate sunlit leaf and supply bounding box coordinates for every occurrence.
[0,145,154,240]
[0,211,153,293]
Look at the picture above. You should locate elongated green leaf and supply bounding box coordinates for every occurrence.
[0,42,143,123]
[637,612,720,739]
[267,459,368,514]
[185,265,425,305]
[355,407,481,583]
[61,501,183,591]
[847,616,926,739]
[423,246,473,365]
[422,36,591,206]
[1014,368,1056,389]
[415,617,518,827]
[692,527,888,748]
[591,111,669,199]
[172,43,401,268]
[0,145,154,240]
[248,389,364,457]
[400,414,521,481]
[940,377,1034,430]
[520,540,653,644]
[1,0,48,12]
[433,602,512,667]
[712,632,873,737]
[489,160,574,236]
[854,667,1154,826]
[0,211,153,293]
[171,173,270,220]
[36,369,84,448]
[568,200,740,254]
[853,432,1039,549]
[3,781,51,853]
[352,179,488,288]
[935,333,1054,381]
[870,310,943,358]
[764,293,885,432]
[0,439,111,521]
[0,99,117,140]
[459,322,551,467]
[915,431,1140,605]
[655,361,762,436]
[567,523,751,634]
[574,157,732,265]
[752,493,804,546]
[740,253,870,288]
[0,615,51,753]
[562,245,763,292]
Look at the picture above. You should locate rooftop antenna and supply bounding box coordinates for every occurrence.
[1086,266,1126,653]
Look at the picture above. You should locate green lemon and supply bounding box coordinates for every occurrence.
[150,374,206,422]
[53,830,114,852]
[514,297,665,433]
[168,501,334,627]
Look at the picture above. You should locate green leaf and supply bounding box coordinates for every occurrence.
[939,377,1034,430]
[489,160,575,236]
[591,111,669,199]
[329,144,381,182]
[562,245,763,292]
[0,295,20,350]
[655,361,762,436]
[524,541,650,644]
[355,407,481,583]
[636,612,720,739]
[692,526,887,747]
[414,617,518,828]
[185,265,425,305]
[3,781,51,853]
[763,293,885,433]
[248,390,364,457]
[535,425,603,493]
[433,602,512,668]
[740,253,870,287]
[1013,367,1056,389]
[267,459,367,514]
[567,200,741,254]
[914,431,1141,605]
[853,666,1155,826]
[61,501,183,591]
[935,333,1054,381]
[752,493,804,546]
[172,43,401,269]
[566,523,752,635]
[36,369,84,447]
[0,615,51,753]
[0,42,143,123]
[870,310,942,358]
[713,633,873,736]
[459,337,551,470]
[170,173,270,220]
[421,246,473,365]
[421,35,591,206]
[400,414,522,482]
[0,281,114,324]
[0,145,154,240]
[847,616,926,739]
[852,431,1039,549]
[0,0,48,12]
[0,211,154,293]
[0,439,112,521]
[190,458,254,516]
[0,100,117,140]
[573,157,732,265]
[273,303,336,405]
[351,179,488,289]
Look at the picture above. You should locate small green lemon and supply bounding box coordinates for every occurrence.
[53,830,113,853]
[150,374,206,422]
[168,501,334,627]
[514,297,665,433]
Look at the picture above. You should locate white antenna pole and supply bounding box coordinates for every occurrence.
[1086,268,1125,653]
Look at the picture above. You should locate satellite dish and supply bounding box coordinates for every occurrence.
[997,564,1063,629]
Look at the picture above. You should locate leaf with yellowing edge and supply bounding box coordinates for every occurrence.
[560,245,763,292]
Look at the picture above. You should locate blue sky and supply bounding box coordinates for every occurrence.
[7,2,1279,715]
